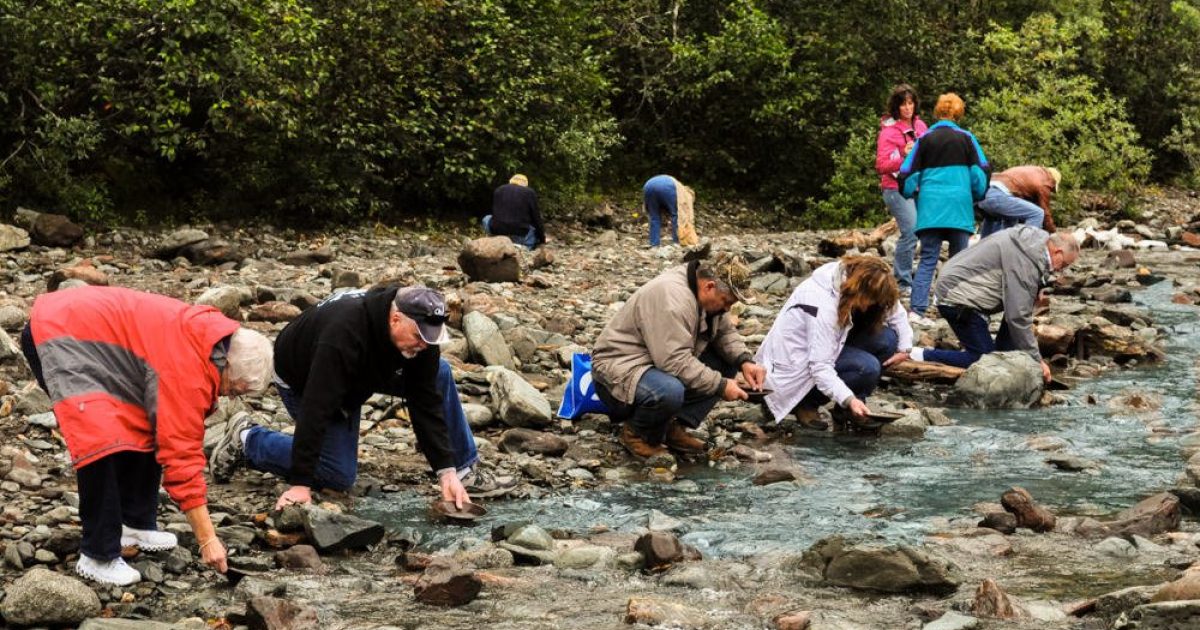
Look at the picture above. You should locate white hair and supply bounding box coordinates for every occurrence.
[226,328,274,395]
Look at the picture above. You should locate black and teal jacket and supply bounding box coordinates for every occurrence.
[898,120,991,234]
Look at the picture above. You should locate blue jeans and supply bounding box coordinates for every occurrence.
[594,349,736,444]
[911,229,971,315]
[643,175,678,247]
[244,359,478,490]
[883,190,917,290]
[797,326,898,410]
[977,185,1044,238]
[922,304,1017,368]
[482,215,538,249]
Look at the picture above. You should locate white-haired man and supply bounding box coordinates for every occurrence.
[21,286,275,585]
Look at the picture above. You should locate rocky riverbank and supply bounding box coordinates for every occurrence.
[0,190,1198,629]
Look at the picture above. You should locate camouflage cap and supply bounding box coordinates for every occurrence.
[709,252,752,303]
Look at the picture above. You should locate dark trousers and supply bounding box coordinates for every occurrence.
[23,324,162,561]
[923,304,1016,368]
[595,349,737,444]
[76,451,162,560]
[797,326,899,410]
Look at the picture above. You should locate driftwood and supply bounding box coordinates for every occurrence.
[884,360,964,383]
[817,219,899,257]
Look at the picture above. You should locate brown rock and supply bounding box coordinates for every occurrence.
[1000,487,1056,532]
[413,563,482,607]
[498,428,569,457]
[530,247,555,269]
[48,263,108,291]
[634,531,685,573]
[458,236,521,283]
[1035,323,1075,357]
[1152,574,1200,603]
[263,529,307,548]
[181,238,243,265]
[1107,492,1181,537]
[280,246,334,265]
[1105,249,1137,269]
[624,597,707,628]
[31,213,84,247]
[245,596,319,630]
[274,545,323,570]
[972,578,1028,619]
[249,301,303,323]
[773,610,812,630]
[753,467,798,486]
[1182,232,1200,247]
[978,512,1017,535]
[1173,293,1196,305]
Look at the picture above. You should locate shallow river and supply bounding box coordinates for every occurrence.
[360,282,1199,558]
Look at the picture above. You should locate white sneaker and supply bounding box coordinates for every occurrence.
[908,312,936,327]
[121,525,178,552]
[76,555,141,586]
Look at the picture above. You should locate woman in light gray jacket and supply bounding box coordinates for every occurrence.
[756,257,913,428]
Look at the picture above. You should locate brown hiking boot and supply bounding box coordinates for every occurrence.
[665,421,706,454]
[794,407,830,431]
[620,425,670,459]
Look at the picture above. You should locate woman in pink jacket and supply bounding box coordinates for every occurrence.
[875,84,928,298]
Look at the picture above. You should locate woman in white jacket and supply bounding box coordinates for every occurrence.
[756,256,913,428]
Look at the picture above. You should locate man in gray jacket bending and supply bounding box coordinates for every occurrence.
[592,253,766,460]
[908,226,1078,381]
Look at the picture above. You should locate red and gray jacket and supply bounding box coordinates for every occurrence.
[29,286,239,511]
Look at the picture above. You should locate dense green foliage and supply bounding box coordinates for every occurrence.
[0,0,1196,224]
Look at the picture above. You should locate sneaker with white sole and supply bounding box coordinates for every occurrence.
[209,411,256,483]
[76,555,141,586]
[460,467,517,498]
[908,312,936,327]
[120,525,177,552]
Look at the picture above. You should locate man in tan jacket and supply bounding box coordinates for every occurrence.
[592,254,766,459]
[977,165,1060,238]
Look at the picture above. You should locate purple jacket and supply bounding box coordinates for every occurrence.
[875,115,928,190]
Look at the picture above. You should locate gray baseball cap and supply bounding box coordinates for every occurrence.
[394,287,451,345]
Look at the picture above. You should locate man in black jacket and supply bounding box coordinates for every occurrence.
[209,286,511,509]
[482,174,545,249]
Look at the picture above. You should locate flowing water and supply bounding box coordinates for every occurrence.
[360,282,1199,558]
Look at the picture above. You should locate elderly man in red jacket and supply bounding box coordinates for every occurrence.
[21,286,273,586]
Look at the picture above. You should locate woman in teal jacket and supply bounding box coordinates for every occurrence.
[897,93,990,322]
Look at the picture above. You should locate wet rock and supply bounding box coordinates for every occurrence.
[196,286,246,318]
[153,228,209,258]
[463,312,516,369]
[878,411,927,438]
[498,428,568,456]
[978,512,1017,535]
[923,611,979,630]
[274,545,323,570]
[489,367,552,428]
[413,563,482,607]
[624,597,707,629]
[1082,286,1132,303]
[458,236,521,283]
[1114,600,1200,628]
[634,531,685,573]
[506,524,554,552]
[1085,322,1164,362]
[1168,487,1200,515]
[1045,453,1101,473]
[1106,492,1181,537]
[1152,574,1200,602]
[1096,537,1138,558]
[1000,487,1056,532]
[803,536,958,594]
[0,224,31,251]
[954,352,1043,409]
[30,212,83,247]
[971,578,1027,619]
[1035,323,1075,356]
[0,566,101,626]
[280,247,334,266]
[248,301,302,323]
[245,595,319,630]
[753,467,799,486]
[647,509,684,532]
[773,610,813,630]
[301,507,384,552]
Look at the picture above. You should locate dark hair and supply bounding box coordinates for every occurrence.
[886,84,919,122]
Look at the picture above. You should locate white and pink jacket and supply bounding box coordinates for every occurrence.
[876,114,928,191]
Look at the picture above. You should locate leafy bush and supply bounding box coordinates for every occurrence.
[806,110,889,229]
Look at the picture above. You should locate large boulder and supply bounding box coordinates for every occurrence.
[0,566,101,626]
[1000,487,1056,532]
[1106,492,1181,537]
[30,212,84,247]
[802,536,958,594]
[0,224,31,252]
[489,367,552,428]
[463,311,516,369]
[301,507,384,552]
[458,236,521,283]
[954,352,1043,409]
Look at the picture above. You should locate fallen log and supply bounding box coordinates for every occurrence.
[818,220,898,257]
[884,360,964,384]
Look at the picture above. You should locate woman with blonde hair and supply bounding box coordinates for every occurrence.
[755,256,914,429]
[897,93,991,326]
